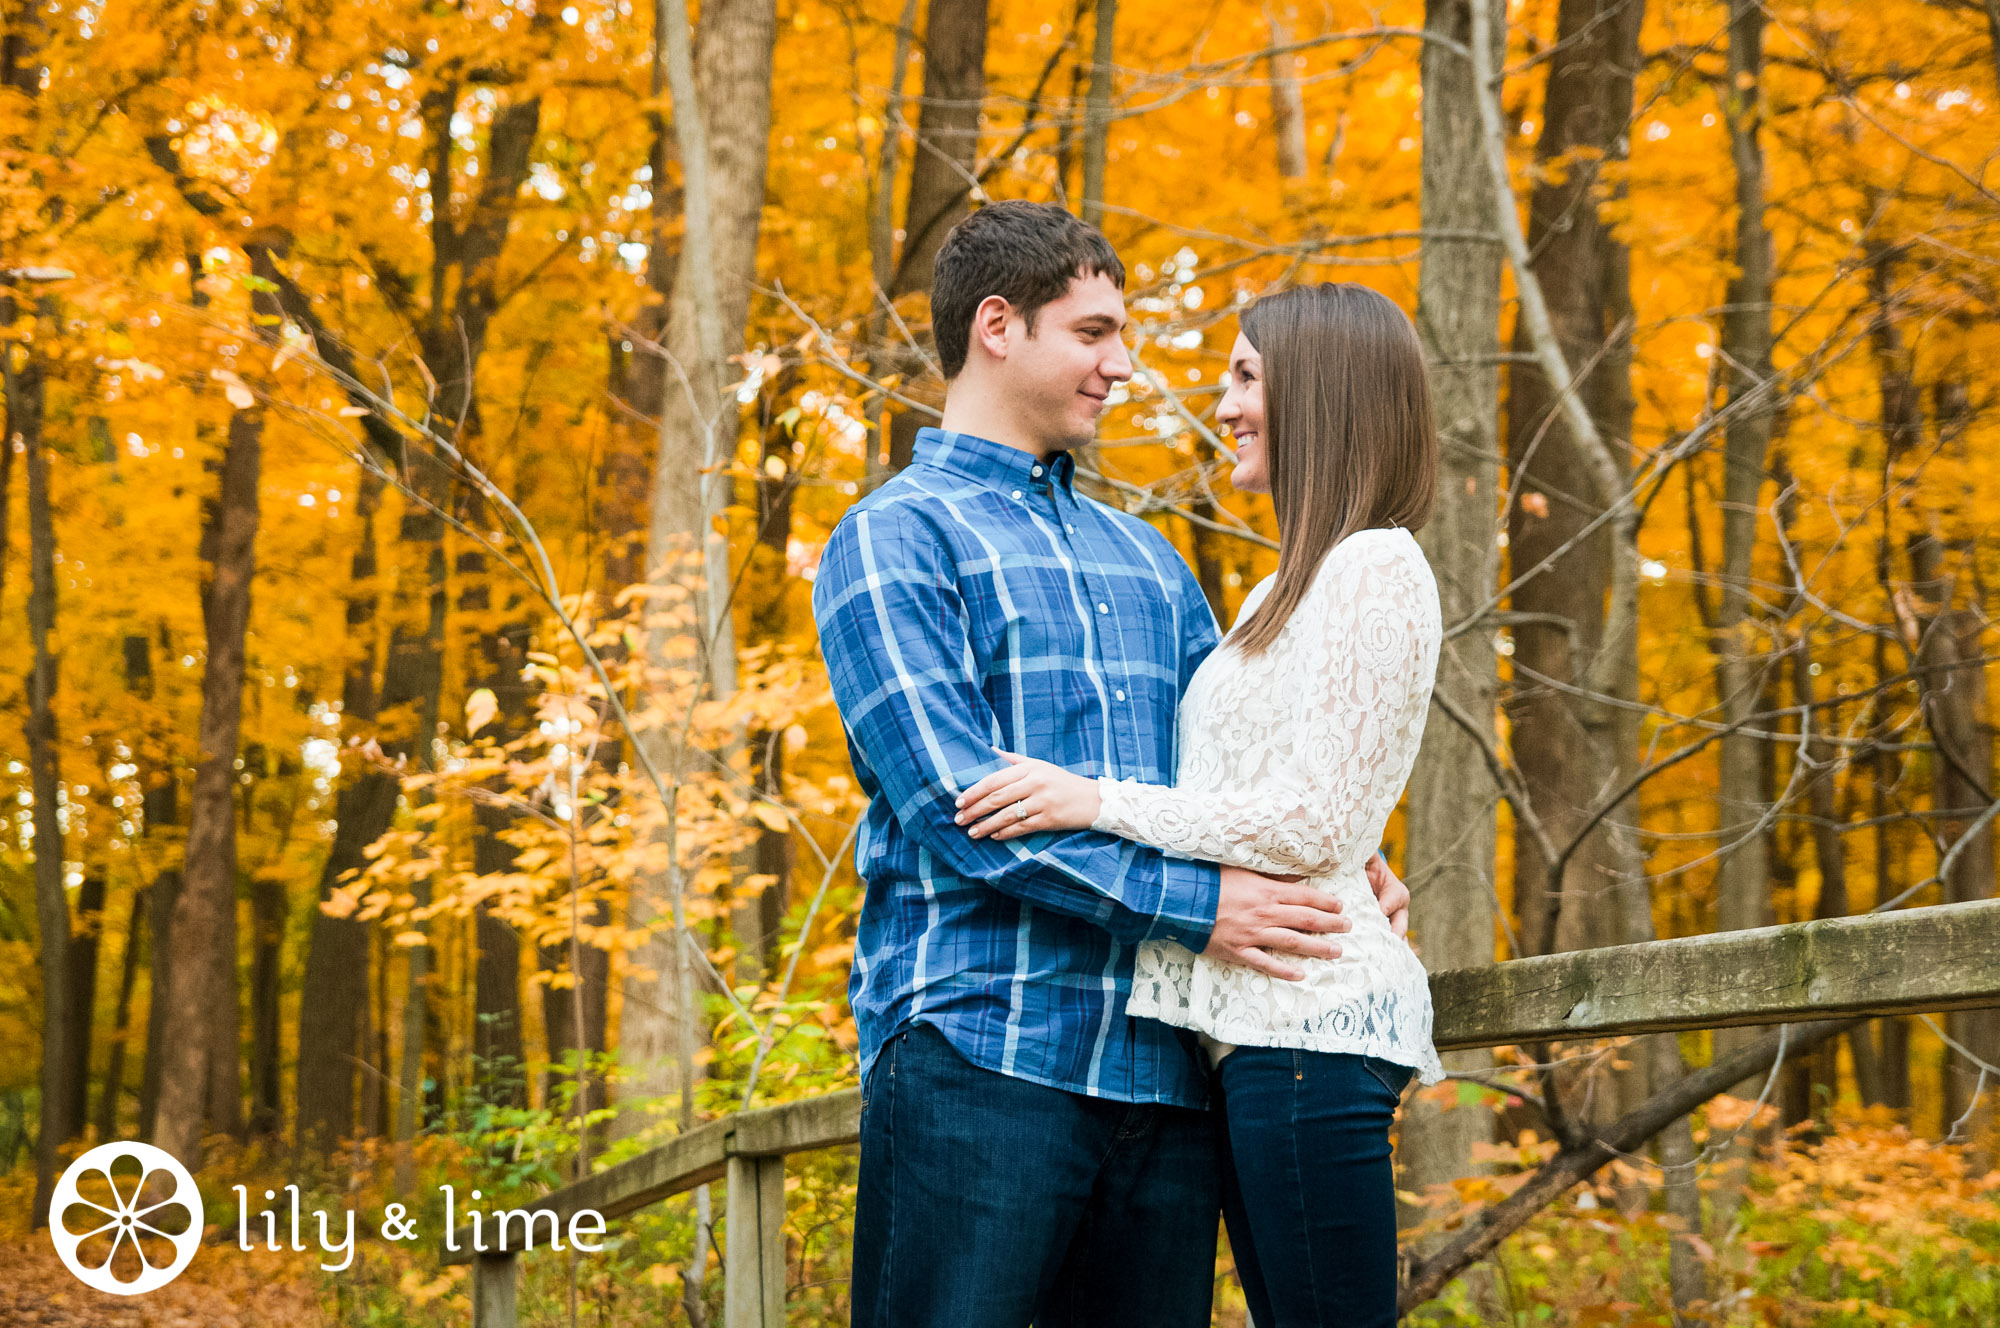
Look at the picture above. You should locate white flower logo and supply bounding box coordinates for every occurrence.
[49,1141,205,1295]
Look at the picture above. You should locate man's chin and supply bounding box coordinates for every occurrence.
[1059,412,1104,449]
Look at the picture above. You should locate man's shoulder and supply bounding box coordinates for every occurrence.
[830,465,983,538]
[827,472,937,541]
[816,472,968,601]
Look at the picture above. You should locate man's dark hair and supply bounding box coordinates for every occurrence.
[930,201,1125,380]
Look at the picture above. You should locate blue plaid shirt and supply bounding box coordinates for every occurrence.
[814,428,1223,1108]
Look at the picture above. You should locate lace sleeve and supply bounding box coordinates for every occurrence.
[1092,533,1439,876]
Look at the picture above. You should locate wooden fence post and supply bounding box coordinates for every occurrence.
[471,1251,518,1328]
[724,1154,787,1327]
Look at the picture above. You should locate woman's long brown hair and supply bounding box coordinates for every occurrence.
[1229,283,1438,656]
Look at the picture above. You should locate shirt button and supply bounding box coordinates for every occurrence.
[1031,465,1044,478]
[1115,689,1126,701]
[1096,603,1109,614]
[1011,489,1023,500]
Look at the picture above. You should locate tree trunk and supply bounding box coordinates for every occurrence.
[363,929,389,1138]
[154,399,261,1167]
[1984,0,2000,98]
[0,385,10,607]
[1503,0,1644,967]
[890,0,989,294]
[738,366,804,977]
[247,877,285,1138]
[1907,527,1997,1148]
[388,563,446,1173]
[1264,1,1308,180]
[66,874,104,1142]
[1926,371,1997,1155]
[18,332,77,1226]
[1798,658,1854,1118]
[541,921,610,1133]
[1080,0,1115,224]
[1711,0,1776,958]
[1867,626,1912,1112]
[623,0,777,1137]
[294,470,393,1148]
[1398,0,1503,1232]
[1491,0,1699,1298]
[118,633,173,1142]
[1704,21,1777,1254]
[467,504,537,1106]
[1858,254,1927,1127]
[863,0,922,487]
[95,882,147,1141]
[139,868,180,1140]
[472,901,527,1107]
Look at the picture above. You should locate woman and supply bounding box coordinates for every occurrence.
[953,282,1442,1327]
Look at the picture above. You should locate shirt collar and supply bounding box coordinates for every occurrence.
[915,427,1077,496]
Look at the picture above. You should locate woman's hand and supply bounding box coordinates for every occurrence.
[954,751,1101,840]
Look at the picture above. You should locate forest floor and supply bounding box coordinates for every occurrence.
[0,1238,328,1327]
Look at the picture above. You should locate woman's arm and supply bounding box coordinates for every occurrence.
[963,535,1438,879]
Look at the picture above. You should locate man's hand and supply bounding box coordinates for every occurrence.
[1203,867,1352,981]
[1366,853,1410,939]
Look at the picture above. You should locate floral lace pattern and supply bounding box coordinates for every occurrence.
[1097,528,1446,1083]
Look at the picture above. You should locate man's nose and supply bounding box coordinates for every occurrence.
[1102,338,1133,384]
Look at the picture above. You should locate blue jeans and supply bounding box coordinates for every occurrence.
[1214,1047,1413,1328]
[850,1022,1220,1328]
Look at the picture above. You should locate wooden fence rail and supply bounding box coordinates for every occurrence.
[447,898,2000,1326]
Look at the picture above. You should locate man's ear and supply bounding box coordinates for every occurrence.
[968,294,1016,364]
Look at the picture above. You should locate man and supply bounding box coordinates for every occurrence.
[813,200,1410,1326]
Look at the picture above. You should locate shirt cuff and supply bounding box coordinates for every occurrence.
[1091,776,1129,835]
[1145,857,1220,952]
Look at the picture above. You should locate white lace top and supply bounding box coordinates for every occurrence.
[1097,527,1445,1083]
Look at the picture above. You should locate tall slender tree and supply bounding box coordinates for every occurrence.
[1080,0,1116,225]
[247,875,285,1138]
[1398,0,1504,1222]
[1264,1,1308,180]
[1907,393,1996,1154]
[623,0,780,1136]
[153,357,263,1166]
[1504,0,1645,964]
[5,0,79,1228]
[862,0,924,484]
[1712,0,1778,960]
[889,0,989,295]
[1499,0,1704,1307]
[96,877,146,1141]
[65,874,103,1140]
[16,299,76,1224]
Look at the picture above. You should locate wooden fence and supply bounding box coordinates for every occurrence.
[443,897,2000,1327]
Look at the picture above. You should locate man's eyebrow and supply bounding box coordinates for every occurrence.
[1074,312,1125,331]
